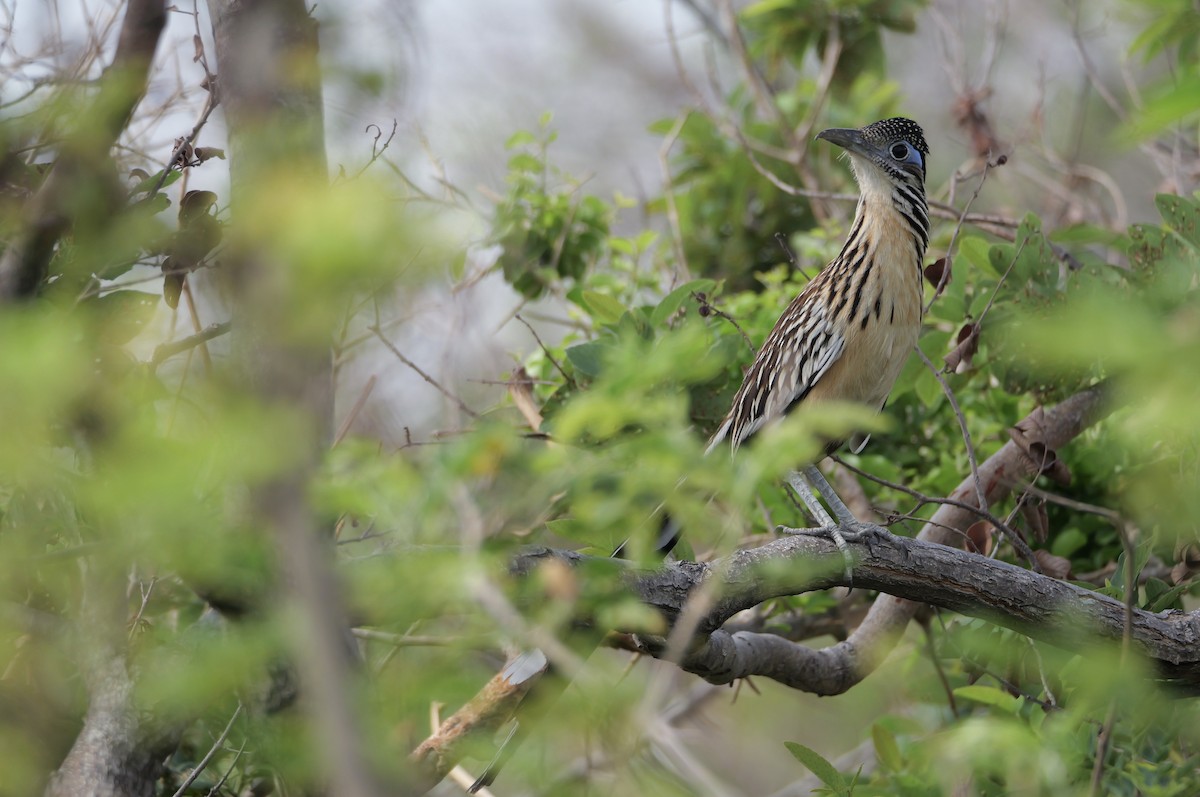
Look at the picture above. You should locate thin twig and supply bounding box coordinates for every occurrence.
[831,455,1039,570]
[916,347,987,515]
[694,292,754,351]
[150,321,231,368]
[180,278,213,374]
[202,739,245,797]
[921,618,958,715]
[935,612,1060,713]
[658,113,691,282]
[514,314,573,388]
[1090,514,1135,797]
[127,576,157,639]
[369,325,479,419]
[351,628,492,649]
[926,158,996,313]
[333,374,377,447]
[974,237,1026,328]
[352,119,399,179]
[148,90,218,198]
[170,703,243,797]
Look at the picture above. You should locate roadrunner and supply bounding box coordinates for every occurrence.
[468,117,929,791]
[709,116,930,571]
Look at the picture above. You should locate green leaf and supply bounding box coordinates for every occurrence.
[914,367,943,409]
[742,0,794,17]
[1051,527,1088,558]
[505,130,536,150]
[581,290,626,325]
[650,279,715,327]
[564,340,606,377]
[507,152,543,175]
[1048,223,1125,247]
[958,236,996,278]
[543,518,592,542]
[1119,74,1200,141]
[129,168,181,195]
[784,742,844,791]
[1145,577,1191,612]
[953,684,1021,714]
[1114,540,1154,597]
[871,722,903,772]
[1155,193,1200,248]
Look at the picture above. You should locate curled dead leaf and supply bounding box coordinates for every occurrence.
[172,137,195,169]
[1019,498,1049,544]
[945,322,980,373]
[924,257,950,289]
[1171,542,1200,584]
[1008,409,1071,485]
[965,519,993,556]
[193,147,225,163]
[507,367,543,432]
[1033,550,1072,580]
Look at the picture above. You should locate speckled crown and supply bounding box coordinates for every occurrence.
[860,117,929,156]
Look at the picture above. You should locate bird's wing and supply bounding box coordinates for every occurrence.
[706,297,846,454]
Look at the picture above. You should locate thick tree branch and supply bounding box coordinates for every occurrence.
[622,531,1200,691]
[0,0,166,299]
[413,383,1117,785]
[663,380,1111,695]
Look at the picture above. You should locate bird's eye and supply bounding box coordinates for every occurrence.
[890,142,909,160]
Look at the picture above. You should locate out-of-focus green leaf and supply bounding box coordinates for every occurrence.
[650,279,715,327]
[872,722,904,772]
[1155,193,1200,248]
[581,290,626,325]
[954,684,1022,714]
[565,340,607,378]
[784,742,845,792]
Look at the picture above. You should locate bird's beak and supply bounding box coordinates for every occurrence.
[816,127,871,159]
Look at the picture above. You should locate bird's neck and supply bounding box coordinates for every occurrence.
[849,163,930,258]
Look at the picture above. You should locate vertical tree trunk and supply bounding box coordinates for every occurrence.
[37,2,171,793]
[205,2,385,796]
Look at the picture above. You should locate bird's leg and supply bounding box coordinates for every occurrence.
[783,468,853,583]
[802,464,858,527]
[786,470,836,527]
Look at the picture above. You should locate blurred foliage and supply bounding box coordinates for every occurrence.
[1,1,1200,796]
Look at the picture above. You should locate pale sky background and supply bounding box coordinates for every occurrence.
[0,0,1156,444]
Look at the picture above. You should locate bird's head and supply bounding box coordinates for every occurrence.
[817,117,928,200]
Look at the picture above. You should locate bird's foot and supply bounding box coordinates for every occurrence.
[776,521,889,583]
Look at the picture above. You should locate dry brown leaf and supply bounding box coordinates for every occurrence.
[1008,410,1071,485]
[1020,498,1049,544]
[965,519,993,555]
[193,147,225,163]
[945,322,980,373]
[1033,550,1072,580]
[924,256,950,289]
[507,367,542,432]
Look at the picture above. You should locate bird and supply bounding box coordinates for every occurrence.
[706,116,930,573]
[468,116,930,791]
